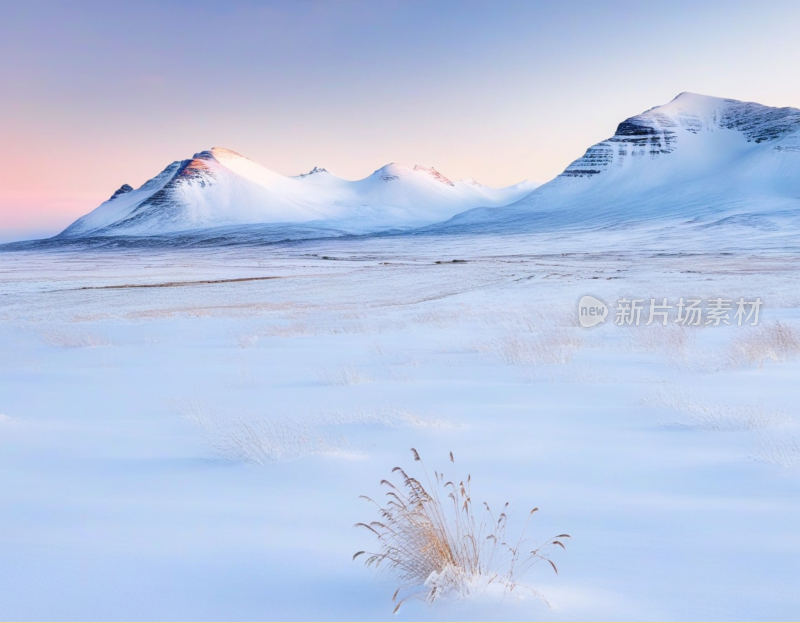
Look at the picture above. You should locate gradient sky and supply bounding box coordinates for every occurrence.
[2,0,800,241]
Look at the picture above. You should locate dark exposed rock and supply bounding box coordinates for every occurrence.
[108,184,133,201]
[298,166,328,177]
[560,93,800,179]
[718,100,800,143]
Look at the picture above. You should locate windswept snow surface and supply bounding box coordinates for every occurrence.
[58,148,537,238]
[435,93,800,234]
[1,231,800,621]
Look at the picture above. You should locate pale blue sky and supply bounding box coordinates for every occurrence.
[2,0,800,240]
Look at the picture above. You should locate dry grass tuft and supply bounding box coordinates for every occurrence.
[496,330,582,365]
[355,449,569,611]
[237,333,260,348]
[752,431,800,468]
[211,414,348,464]
[729,321,800,368]
[40,327,113,348]
[264,322,316,338]
[316,365,371,386]
[325,407,454,430]
[173,399,351,464]
[645,389,786,432]
[631,324,695,365]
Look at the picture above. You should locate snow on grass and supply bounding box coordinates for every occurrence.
[39,326,113,348]
[646,389,789,432]
[355,449,569,612]
[237,333,260,348]
[752,430,800,468]
[172,398,355,464]
[629,323,697,366]
[469,328,583,366]
[728,321,800,368]
[323,407,455,430]
[172,400,451,464]
[498,330,583,365]
[644,388,800,469]
[316,364,372,386]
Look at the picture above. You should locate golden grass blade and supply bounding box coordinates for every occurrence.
[355,452,569,611]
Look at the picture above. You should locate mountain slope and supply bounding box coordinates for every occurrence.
[434,93,800,235]
[59,148,537,237]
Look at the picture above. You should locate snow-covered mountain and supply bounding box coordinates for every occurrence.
[58,148,537,237]
[48,93,800,246]
[436,93,800,236]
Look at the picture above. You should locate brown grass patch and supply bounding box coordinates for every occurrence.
[355,449,569,611]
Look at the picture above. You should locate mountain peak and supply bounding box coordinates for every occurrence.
[412,165,454,186]
[177,155,216,181]
[370,164,455,186]
[184,147,251,164]
[210,147,247,160]
[640,92,727,120]
[107,184,133,202]
[669,91,721,104]
[372,163,409,182]
[297,166,329,178]
[59,150,532,238]
[561,93,800,178]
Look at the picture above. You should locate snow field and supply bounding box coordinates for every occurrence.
[1,239,799,620]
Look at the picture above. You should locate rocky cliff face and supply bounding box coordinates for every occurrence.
[432,93,800,239]
[561,93,800,178]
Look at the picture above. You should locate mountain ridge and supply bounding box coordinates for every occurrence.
[53,92,800,243]
[58,148,537,238]
[430,92,800,236]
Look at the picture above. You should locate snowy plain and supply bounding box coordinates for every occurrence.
[2,229,799,621]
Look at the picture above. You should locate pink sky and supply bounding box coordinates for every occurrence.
[3,1,800,242]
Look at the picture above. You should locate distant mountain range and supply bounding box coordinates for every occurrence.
[58,148,537,237]
[55,92,800,243]
[433,92,800,236]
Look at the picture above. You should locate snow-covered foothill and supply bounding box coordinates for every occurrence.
[59,148,538,237]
